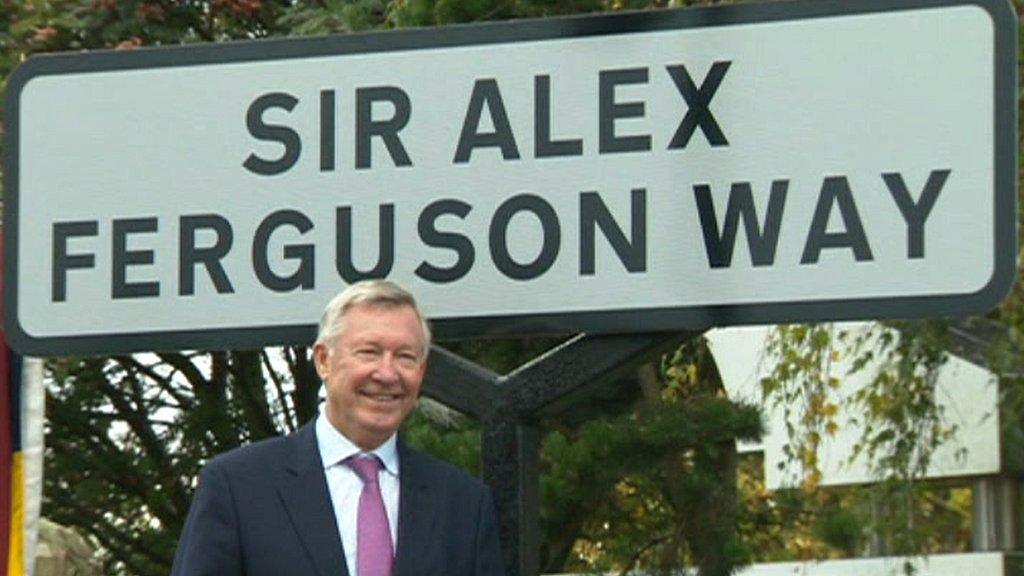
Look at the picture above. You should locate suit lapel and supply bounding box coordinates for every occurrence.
[394,440,439,576]
[278,423,350,576]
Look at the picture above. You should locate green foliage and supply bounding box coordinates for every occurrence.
[813,508,865,556]
[845,320,957,484]
[431,0,511,24]
[43,349,321,576]
[760,321,962,557]
[760,323,842,490]
[545,339,763,576]
[279,0,389,36]
[734,460,971,564]
[998,0,1024,475]
[758,317,1009,564]
[401,405,482,474]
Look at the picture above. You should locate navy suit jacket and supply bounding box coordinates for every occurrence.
[170,423,504,576]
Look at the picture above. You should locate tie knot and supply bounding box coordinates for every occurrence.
[347,455,382,484]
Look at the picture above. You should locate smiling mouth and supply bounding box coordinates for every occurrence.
[361,391,403,403]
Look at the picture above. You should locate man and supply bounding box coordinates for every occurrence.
[171,280,504,576]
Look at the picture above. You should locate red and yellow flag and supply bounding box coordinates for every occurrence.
[1,237,42,576]
[0,338,25,576]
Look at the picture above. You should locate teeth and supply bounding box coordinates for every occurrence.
[360,391,400,402]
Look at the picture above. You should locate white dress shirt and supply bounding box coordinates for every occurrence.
[316,409,400,576]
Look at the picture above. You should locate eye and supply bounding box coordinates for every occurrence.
[395,351,421,369]
[353,347,381,361]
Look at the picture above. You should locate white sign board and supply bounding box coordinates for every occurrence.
[708,324,1001,489]
[4,0,1017,354]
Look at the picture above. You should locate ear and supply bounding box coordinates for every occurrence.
[313,342,330,380]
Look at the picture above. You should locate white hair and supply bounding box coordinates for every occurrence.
[315,280,432,357]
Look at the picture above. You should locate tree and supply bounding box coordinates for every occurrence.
[44,349,320,575]
[540,339,761,575]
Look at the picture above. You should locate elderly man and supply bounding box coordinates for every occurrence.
[171,280,504,576]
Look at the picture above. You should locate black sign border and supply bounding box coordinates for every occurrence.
[4,0,1018,355]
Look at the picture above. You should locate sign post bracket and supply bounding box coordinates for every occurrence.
[425,331,701,576]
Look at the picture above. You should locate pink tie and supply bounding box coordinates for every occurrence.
[346,456,394,576]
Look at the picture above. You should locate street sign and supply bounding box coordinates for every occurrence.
[4,0,1017,355]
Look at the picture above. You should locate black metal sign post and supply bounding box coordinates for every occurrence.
[424,331,701,576]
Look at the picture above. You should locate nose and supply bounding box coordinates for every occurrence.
[372,354,401,383]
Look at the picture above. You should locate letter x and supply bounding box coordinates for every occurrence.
[667,61,731,149]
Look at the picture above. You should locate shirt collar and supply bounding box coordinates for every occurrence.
[315,405,399,476]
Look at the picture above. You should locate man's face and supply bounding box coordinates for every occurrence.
[313,303,427,450]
